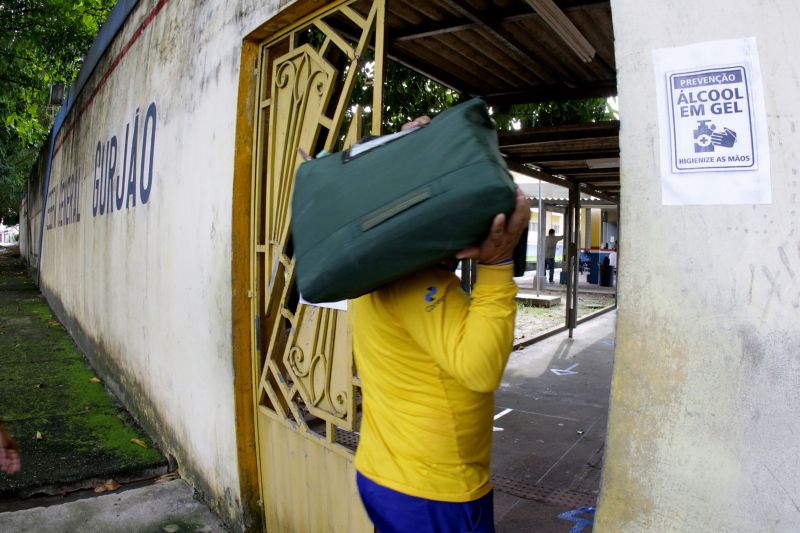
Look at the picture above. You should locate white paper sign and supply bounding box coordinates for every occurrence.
[653,38,771,205]
[299,294,348,311]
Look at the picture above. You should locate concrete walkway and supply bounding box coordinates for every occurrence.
[515,268,617,295]
[492,310,616,532]
[0,480,226,532]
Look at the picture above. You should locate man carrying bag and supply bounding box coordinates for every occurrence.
[352,183,529,533]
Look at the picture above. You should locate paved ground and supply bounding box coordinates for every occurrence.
[492,310,615,532]
[0,245,225,532]
[0,243,613,532]
[515,268,617,295]
[0,479,227,532]
[0,246,165,500]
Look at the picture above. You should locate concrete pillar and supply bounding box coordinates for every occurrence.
[590,208,602,248]
[598,2,800,531]
[536,192,546,289]
[583,207,591,249]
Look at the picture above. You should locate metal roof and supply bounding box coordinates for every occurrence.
[379,0,616,104]
[499,121,619,202]
[347,0,620,203]
[511,171,610,204]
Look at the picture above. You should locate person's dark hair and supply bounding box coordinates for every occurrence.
[548,229,555,235]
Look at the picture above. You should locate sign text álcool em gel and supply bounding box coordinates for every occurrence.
[668,67,754,173]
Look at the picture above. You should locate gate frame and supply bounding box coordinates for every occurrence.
[231,1,378,530]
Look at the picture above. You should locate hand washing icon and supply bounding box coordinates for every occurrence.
[693,120,737,153]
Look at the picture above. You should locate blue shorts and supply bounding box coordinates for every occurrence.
[356,471,495,533]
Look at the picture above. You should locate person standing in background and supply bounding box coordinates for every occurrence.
[544,228,564,283]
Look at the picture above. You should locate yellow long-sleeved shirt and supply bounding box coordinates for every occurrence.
[351,263,518,502]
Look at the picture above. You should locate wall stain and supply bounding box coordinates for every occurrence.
[765,466,800,515]
[761,265,783,307]
[778,246,795,280]
[37,281,241,530]
[738,325,765,368]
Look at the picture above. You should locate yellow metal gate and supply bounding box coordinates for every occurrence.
[249,1,385,530]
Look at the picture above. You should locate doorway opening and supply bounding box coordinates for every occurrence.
[233,1,619,530]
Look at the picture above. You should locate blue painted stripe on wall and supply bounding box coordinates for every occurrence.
[37,0,142,281]
[59,0,143,139]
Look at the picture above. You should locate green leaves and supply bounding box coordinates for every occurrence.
[347,59,461,139]
[492,98,617,130]
[381,62,461,132]
[0,0,115,224]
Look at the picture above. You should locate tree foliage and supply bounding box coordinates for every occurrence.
[492,98,616,130]
[379,61,461,132]
[0,0,115,224]
[344,58,460,139]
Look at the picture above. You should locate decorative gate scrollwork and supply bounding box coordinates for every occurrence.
[252,0,385,452]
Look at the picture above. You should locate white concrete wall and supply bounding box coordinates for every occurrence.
[599,1,800,532]
[36,0,284,526]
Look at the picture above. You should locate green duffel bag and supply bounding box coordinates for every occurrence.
[292,98,521,303]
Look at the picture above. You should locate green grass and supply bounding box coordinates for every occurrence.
[515,294,616,340]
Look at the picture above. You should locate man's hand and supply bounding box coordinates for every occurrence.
[456,188,530,264]
[401,116,430,131]
[0,424,21,474]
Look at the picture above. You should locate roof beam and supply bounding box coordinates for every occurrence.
[324,18,481,96]
[392,20,475,41]
[386,48,481,97]
[437,0,557,84]
[393,4,533,42]
[498,121,619,145]
[392,2,610,42]
[536,158,618,167]
[510,150,619,162]
[579,185,618,203]
[535,169,619,181]
[326,14,528,98]
[506,159,618,204]
[568,174,620,182]
[504,137,619,155]
[524,0,596,62]
[506,159,571,188]
[482,80,617,104]
[501,134,619,159]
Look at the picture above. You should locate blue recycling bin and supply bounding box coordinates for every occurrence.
[587,252,609,284]
[599,258,614,287]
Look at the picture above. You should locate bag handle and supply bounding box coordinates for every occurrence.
[341,123,426,163]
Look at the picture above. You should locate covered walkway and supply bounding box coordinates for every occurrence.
[492,309,615,532]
